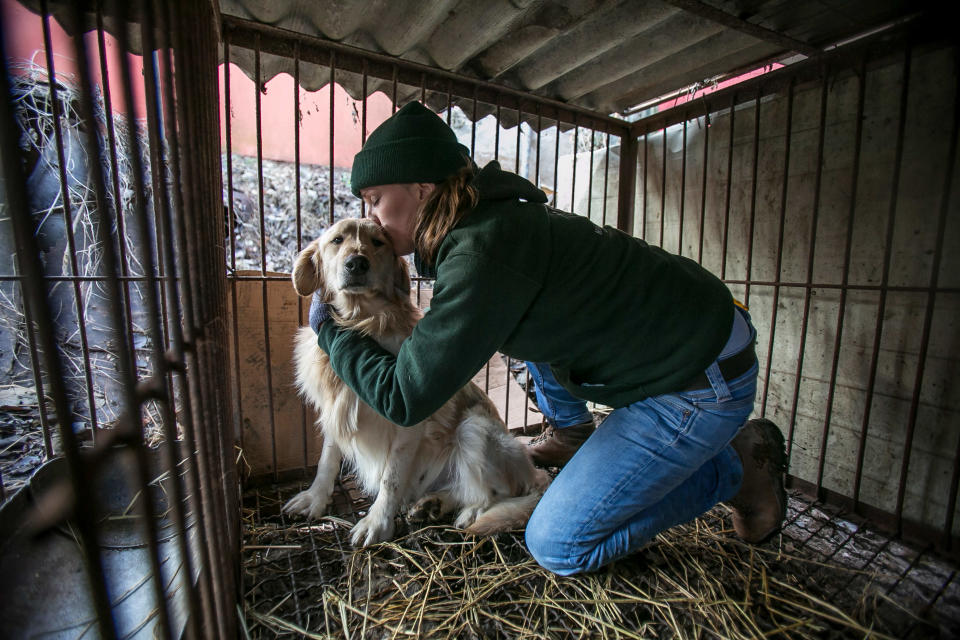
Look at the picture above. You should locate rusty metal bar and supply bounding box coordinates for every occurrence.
[852,47,911,512]
[391,65,398,112]
[720,94,735,279]
[697,111,710,264]
[471,85,478,156]
[0,18,118,638]
[785,72,830,468]
[744,90,761,307]
[361,60,368,218]
[897,47,958,536]
[571,116,578,214]
[254,34,280,481]
[95,9,137,430]
[678,116,687,255]
[586,127,595,221]
[495,94,501,162]
[294,44,309,470]
[760,78,794,418]
[446,78,453,126]
[552,113,559,200]
[39,7,100,440]
[659,124,666,247]
[602,132,611,227]
[329,50,335,225]
[640,129,648,239]
[815,57,867,497]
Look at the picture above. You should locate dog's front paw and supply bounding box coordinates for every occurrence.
[454,504,485,530]
[407,494,447,523]
[282,490,330,520]
[350,512,395,547]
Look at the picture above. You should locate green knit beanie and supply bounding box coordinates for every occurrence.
[350,101,471,197]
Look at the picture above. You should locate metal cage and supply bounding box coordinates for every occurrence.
[0,1,958,638]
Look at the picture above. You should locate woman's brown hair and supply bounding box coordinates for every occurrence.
[414,164,478,267]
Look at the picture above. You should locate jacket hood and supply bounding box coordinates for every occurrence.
[472,161,548,204]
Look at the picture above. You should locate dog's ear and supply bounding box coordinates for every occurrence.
[292,240,323,297]
[393,256,411,300]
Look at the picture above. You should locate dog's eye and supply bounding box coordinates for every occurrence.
[332,236,344,245]
[371,238,384,247]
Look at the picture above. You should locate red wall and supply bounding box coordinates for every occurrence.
[219,63,393,168]
[2,0,391,169]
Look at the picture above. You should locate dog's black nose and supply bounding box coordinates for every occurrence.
[344,255,369,274]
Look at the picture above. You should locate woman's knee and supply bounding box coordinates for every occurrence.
[524,509,591,576]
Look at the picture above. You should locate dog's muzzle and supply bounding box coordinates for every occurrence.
[341,254,370,288]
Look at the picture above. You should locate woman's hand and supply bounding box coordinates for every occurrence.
[309,292,332,333]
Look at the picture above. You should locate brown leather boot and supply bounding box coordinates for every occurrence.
[728,418,787,543]
[519,419,595,468]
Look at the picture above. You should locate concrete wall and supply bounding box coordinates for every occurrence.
[637,43,959,536]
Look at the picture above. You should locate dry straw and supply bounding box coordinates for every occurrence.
[242,485,905,639]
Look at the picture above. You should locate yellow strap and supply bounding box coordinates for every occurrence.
[733,298,749,311]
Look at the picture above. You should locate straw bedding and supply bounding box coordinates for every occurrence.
[241,476,954,639]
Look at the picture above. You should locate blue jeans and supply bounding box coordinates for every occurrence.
[523,316,757,575]
[525,362,594,427]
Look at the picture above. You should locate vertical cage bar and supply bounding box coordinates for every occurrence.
[446,79,453,125]
[586,127,595,222]
[361,60,368,218]
[785,72,830,467]
[602,131,610,227]
[853,47,912,510]
[329,51,335,225]
[744,90,761,307]
[896,49,958,534]
[552,115,559,200]
[39,7,100,440]
[760,79,794,418]
[641,129,648,239]
[678,116,687,255]
[254,34,280,480]
[720,94,736,279]
[815,57,867,496]
[0,19,118,639]
[225,28,246,458]
[495,94,501,162]
[659,124,666,247]
[470,85,478,157]
[391,65,398,112]
[96,9,137,433]
[294,43,308,470]
[571,116,578,213]
[697,111,710,264]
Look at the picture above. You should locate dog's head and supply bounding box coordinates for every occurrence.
[292,218,411,303]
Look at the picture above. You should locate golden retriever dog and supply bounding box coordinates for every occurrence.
[283,218,549,547]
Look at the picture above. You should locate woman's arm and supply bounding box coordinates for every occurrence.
[317,250,540,426]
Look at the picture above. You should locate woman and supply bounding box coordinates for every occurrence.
[310,101,786,575]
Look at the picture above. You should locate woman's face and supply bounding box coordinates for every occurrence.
[360,183,434,256]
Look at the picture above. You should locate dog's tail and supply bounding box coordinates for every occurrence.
[464,470,551,536]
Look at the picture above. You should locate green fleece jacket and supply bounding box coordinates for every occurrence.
[317,161,734,426]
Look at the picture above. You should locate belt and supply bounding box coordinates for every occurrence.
[682,341,757,392]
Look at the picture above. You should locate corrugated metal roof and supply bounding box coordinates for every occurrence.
[18,0,924,118]
[218,0,921,116]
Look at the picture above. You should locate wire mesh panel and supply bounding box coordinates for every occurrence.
[219,16,628,482]
[631,31,960,553]
[0,1,237,637]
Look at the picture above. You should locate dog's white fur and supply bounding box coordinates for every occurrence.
[283,218,549,547]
